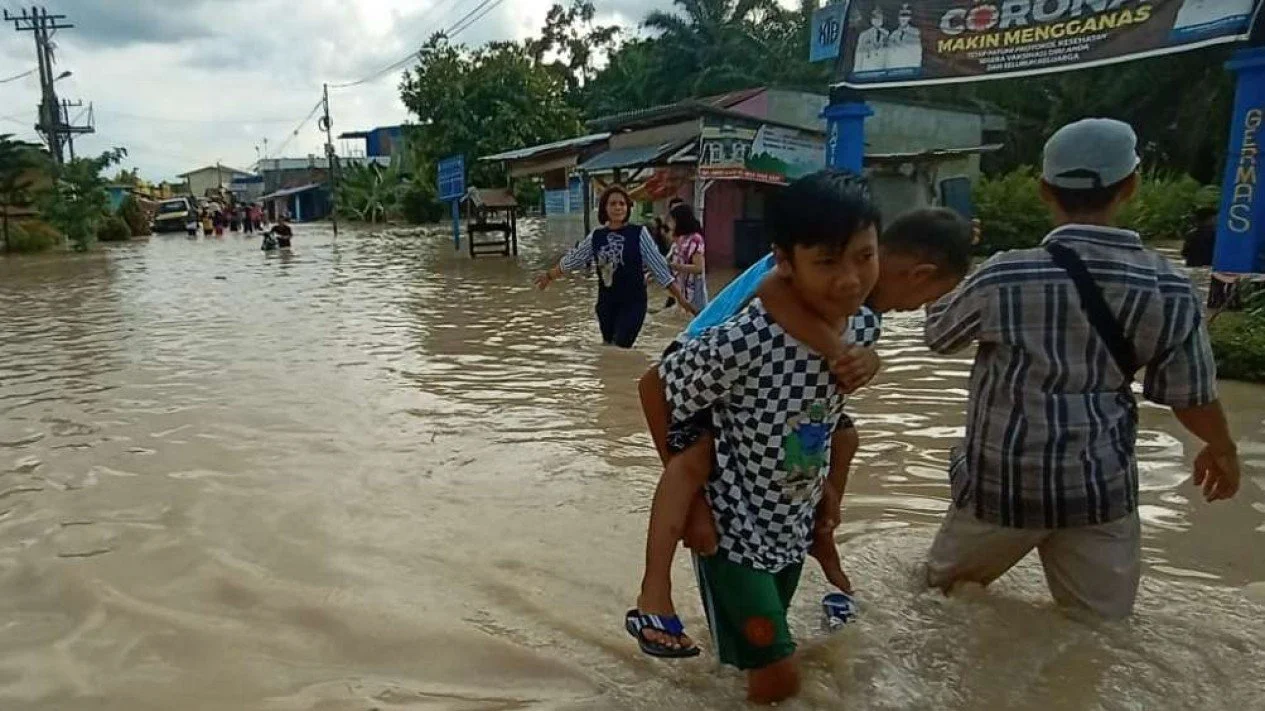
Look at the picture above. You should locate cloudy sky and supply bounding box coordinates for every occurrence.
[0,0,698,181]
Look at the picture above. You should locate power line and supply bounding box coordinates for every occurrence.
[95,108,300,125]
[328,0,485,89]
[0,67,35,84]
[448,0,505,40]
[267,97,324,159]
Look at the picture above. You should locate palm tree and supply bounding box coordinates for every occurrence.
[0,134,44,253]
[642,0,779,98]
[336,161,404,224]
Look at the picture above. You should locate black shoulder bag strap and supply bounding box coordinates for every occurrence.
[1044,242,1139,381]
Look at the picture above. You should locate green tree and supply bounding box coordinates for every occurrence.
[642,0,780,98]
[0,134,45,253]
[336,160,404,223]
[528,1,621,97]
[579,0,824,118]
[399,35,584,187]
[112,167,141,186]
[40,148,127,251]
[888,48,1235,181]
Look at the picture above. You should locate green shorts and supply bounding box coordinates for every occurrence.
[694,553,803,670]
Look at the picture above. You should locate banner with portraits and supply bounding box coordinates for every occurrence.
[833,0,1262,88]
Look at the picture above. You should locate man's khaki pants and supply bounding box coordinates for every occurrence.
[926,504,1142,619]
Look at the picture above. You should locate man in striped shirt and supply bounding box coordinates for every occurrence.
[923,118,1241,619]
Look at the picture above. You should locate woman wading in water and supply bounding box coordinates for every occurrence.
[536,186,695,348]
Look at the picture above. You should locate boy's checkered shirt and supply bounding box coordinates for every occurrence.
[660,300,880,573]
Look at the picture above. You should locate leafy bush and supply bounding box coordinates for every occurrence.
[96,214,131,242]
[7,219,62,253]
[118,194,150,236]
[972,167,1052,253]
[973,168,1218,254]
[1118,174,1219,241]
[1209,311,1265,383]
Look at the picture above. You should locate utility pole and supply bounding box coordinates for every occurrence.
[4,6,91,165]
[320,83,339,238]
[61,99,92,160]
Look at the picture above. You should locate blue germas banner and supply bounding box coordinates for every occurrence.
[834,0,1262,89]
[1213,49,1265,274]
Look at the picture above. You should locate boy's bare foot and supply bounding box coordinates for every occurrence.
[635,587,694,650]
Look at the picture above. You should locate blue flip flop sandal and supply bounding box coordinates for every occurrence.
[822,592,858,630]
[624,609,702,658]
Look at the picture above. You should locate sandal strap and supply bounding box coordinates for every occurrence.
[638,613,685,637]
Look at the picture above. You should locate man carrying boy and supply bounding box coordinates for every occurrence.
[639,171,880,703]
[923,118,1241,619]
[628,195,974,691]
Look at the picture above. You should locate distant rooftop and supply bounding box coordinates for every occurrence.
[480,132,610,163]
[177,164,252,178]
[254,156,391,172]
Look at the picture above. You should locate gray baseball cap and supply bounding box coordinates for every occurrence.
[1042,118,1141,190]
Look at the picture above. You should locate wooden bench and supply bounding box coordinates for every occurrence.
[464,188,518,258]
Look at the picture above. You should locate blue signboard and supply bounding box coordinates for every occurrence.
[810,2,849,63]
[1214,47,1265,274]
[437,154,465,201]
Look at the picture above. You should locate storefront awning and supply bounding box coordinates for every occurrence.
[577,137,696,174]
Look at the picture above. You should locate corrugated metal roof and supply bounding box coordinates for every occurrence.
[480,132,611,163]
[577,138,692,173]
[587,88,766,132]
[865,144,1004,162]
[260,183,324,200]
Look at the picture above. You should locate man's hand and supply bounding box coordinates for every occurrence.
[829,345,880,394]
[534,272,554,290]
[1193,444,1240,502]
[809,527,853,594]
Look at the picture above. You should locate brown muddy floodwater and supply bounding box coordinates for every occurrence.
[0,222,1263,711]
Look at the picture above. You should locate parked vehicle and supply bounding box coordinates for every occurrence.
[152,197,197,234]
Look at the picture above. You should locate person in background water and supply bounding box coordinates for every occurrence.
[242,204,255,235]
[536,186,696,348]
[201,209,213,237]
[212,208,225,237]
[271,214,293,249]
[666,202,709,313]
[656,197,688,310]
[229,205,241,233]
[1182,206,1217,267]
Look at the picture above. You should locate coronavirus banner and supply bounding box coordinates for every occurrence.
[833,0,1262,88]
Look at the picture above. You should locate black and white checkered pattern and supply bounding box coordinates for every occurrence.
[847,305,882,347]
[660,301,854,573]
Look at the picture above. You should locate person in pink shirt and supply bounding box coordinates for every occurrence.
[666,202,708,313]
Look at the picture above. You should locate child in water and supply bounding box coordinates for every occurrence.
[628,173,972,703]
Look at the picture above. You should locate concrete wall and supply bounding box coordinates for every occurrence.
[744,89,987,179]
[703,181,743,268]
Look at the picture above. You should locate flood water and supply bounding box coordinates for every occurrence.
[1,222,1263,711]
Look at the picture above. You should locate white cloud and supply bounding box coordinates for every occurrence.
[0,0,796,181]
